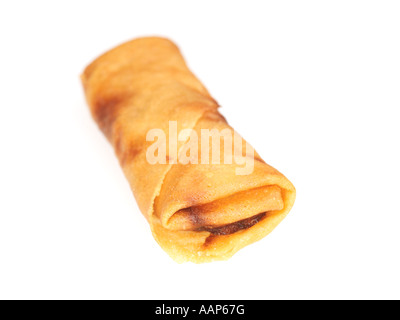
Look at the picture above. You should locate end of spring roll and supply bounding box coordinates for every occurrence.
[81,37,296,263]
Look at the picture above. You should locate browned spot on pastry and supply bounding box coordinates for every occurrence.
[188,206,205,227]
[93,95,126,139]
[121,146,142,166]
[114,134,142,166]
[197,212,266,236]
[183,191,209,227]
[113,128,124,156]
[203,234,217,248]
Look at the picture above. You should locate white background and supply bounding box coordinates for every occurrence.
[0,1,399,300]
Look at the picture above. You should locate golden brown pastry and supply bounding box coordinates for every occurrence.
[81,37,296,263]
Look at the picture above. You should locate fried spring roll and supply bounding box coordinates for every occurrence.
[81,37,296,263]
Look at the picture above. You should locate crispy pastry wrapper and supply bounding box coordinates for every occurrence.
[81,37,296,263]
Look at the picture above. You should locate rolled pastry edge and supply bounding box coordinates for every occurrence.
[150,183,296,263]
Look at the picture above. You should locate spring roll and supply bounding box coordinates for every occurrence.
[81,37,296,263]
